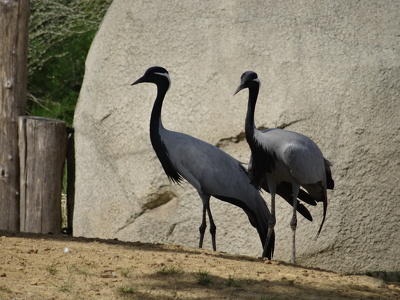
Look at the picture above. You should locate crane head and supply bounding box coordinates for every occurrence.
[234,71,260,95]
[131,66,171,87]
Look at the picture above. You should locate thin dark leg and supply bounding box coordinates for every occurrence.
[291,185,300,264]
[198,204,207,249]
[206,204,217,251]
[263,181,276,258]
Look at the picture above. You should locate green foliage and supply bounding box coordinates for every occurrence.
[59,278,75,293]
[46,264,59,275]
[156,265,184,276]
[196,270,213,286]
[225,275,240,287]
[68,263,90,276]
[28,0,111,126]
[119,269,131,278]
[0,285,11,293]
[118,284,137,295]
[59,284,72,293]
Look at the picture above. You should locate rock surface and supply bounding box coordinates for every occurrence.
[74,0,400,273]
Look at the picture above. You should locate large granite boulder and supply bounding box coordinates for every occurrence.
[74,0,400,273]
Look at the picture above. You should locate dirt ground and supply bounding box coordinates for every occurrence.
[0,231,398,300]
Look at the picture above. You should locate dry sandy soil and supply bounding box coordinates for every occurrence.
[0,231,398,300]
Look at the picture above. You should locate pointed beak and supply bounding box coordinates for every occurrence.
[233,84,244,96]
[131,76,143,86]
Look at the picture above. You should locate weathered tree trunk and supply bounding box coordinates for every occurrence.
[19,116,67,234]
[0,0,29,231]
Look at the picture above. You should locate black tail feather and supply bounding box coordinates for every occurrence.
[325,160,335,190]
[261,182,314,221]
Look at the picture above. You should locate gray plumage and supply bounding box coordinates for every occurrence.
[234,71,334,263]
[132,66,275,259]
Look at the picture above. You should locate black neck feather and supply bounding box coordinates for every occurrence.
[150,80,183,184]
[245,83,276,186]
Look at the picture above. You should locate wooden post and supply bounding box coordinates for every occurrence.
[66,127,75,235]
[19,116,67,234]
[0,0,29,231]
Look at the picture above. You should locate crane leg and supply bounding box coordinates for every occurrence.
[199,205,207,249]
[263,181,276,258]
[198,193,216,251]
[291,185,300,264]
[206,205,217,251]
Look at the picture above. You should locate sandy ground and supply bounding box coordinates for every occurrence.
[0,231,398,300]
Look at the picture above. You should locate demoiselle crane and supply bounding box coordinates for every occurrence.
[234,71,334,263]
[131,66,276,258]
